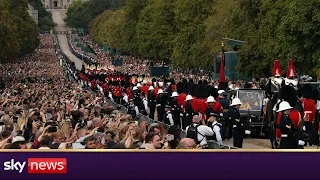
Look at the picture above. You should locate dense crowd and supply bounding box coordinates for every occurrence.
[0,34,206,150]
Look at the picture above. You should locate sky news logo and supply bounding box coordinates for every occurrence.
[3,158,67,174]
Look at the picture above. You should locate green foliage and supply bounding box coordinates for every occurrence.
[136,0,175,61]
[28,0,55,32]
[172,0,213,69]
[86,0,320,78]
[0,0,39,63]
[66,0,126,30]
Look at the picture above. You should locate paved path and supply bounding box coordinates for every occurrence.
[51,9,84,70]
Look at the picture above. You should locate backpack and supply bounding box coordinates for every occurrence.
[207,122,222,141]
[186,123,204,144]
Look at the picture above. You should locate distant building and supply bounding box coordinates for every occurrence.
[42,0,90,9]
[28,4,38,24]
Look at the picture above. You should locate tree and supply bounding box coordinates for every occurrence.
[28,0,55,32]
[136,0,175,61]
[8,0,39,58]
[172,0,213,69]
[0,1,19,63]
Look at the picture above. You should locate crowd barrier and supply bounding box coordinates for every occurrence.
[67,35,97,66]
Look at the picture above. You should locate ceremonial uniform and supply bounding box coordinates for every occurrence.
[301,98,316,145]
[184,101,195,129]
[279,114,299,149]
[170,97,181,126]
[229,106,244,148]
[156,94,166,122]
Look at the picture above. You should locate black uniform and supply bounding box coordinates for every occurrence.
[170,97,181,126]
[128,104,138,119]
[184,101,195,129]
[156,94,166,122]
[148,91,157,119]
[229,106,244,148]
[279,114,299,149]
[132,92,141,107]
[164,110,174,126]
[218,97,230,140]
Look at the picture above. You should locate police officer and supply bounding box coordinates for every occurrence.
[207,112,223,146]
[164,105,174,126]
[139,92,148,116]
[148,86,156,119]
[127,99,139,119]
[170,92,181,126]
[229,98,245,148]
[277,101,305,149]
[217,90,230,140]
[184,95,195,129]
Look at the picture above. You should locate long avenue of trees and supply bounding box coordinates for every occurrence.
[67,0,320,78]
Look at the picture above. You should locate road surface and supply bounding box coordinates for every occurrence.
[51,9,84,70]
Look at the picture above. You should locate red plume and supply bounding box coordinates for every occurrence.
[272,60,281,77]
[286,59,296,79]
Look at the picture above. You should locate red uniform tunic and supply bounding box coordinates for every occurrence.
[141,85,149,97]
[276,110,301,139]
[113,86,121,97]
[301,98,316,122]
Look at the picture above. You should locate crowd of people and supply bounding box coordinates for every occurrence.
[1,31,319,150]
[0,34,225,150]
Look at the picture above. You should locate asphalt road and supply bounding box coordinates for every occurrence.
[51,9,84,70]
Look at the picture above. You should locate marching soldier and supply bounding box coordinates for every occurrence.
[170,92,181,126]
[229,98,245,148]
[132,86,141,107]
[156,89,166,122]
[206,96,218,127]
[148,86,156,119]
[184,95,195,129]
[277,101,305,149]
[139,92,148,116]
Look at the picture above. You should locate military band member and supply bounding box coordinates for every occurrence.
[164,105,174,126]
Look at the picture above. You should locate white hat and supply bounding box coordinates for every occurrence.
[230,98,242,106]
[137,83,142,88]
[218,90,225,94]
[153,82,157,87]
[38,147,51,149]
[185,95,193,101]
[158,82,164,87]
[214,86,218,89]
[12,136,26,143]
[206,96,215,103]
[167,82,171,85]
[148,86,154,90]
[133,86,138,91]
[157,89,164,94]
[171,92,179,97]
[277,101,292,112]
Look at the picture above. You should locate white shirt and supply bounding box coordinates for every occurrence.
[211,121,223,145]
[317,100,320,110]
[123,94,128,103]
[108,92,114,101]
[166,112,174,125]
[142,98,148,112]
[186,124,214,146]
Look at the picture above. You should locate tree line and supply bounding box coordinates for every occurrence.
[28,0,55,32]
[70,0,320,78]
[0,0,39,63]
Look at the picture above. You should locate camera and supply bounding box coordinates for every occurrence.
[48,126,57,133]
[13,116,18,123]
